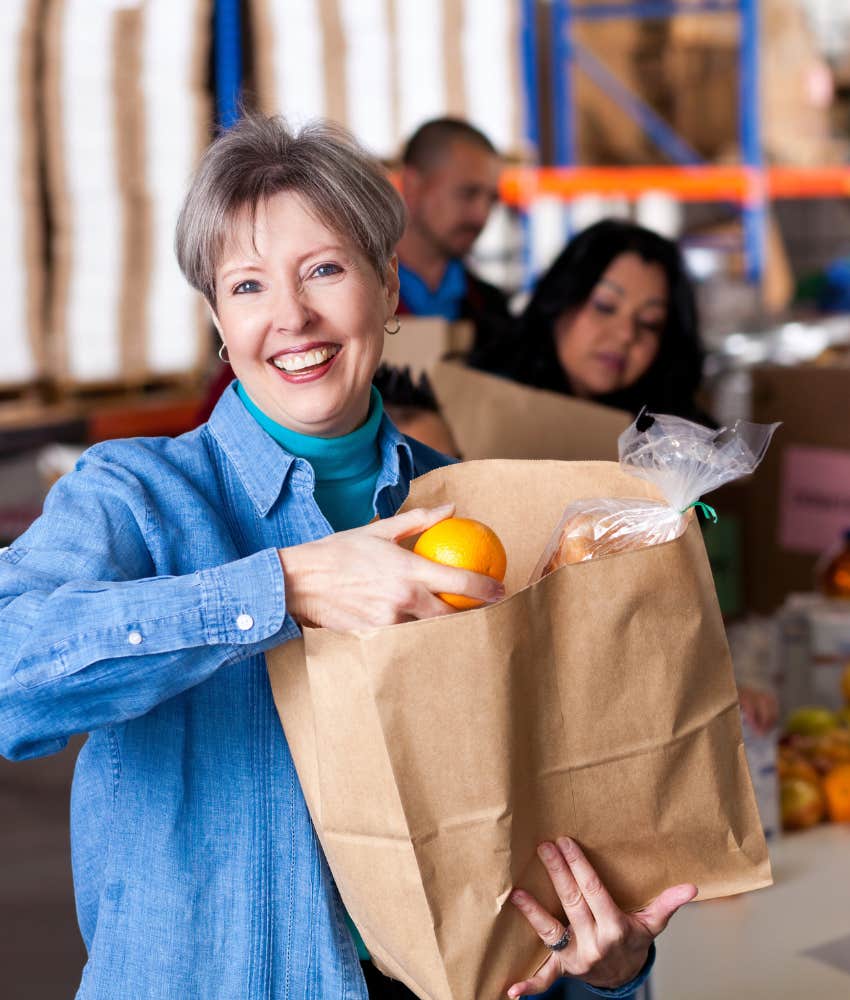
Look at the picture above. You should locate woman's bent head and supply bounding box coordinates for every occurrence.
[521,219,703,417]
[176,115,405,437]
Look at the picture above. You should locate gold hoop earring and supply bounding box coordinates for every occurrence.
[384,316,401,336]
[218,342,230,363]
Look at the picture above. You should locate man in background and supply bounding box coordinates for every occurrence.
[396,117,513,353]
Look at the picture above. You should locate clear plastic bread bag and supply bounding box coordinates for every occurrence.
[530,410,780,583]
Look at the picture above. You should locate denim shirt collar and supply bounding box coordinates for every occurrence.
[207,381,414,518]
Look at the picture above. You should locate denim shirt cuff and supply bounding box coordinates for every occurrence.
[201,547,299,647]
[578,942,656,998]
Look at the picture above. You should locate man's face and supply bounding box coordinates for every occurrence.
[404,140,501,259]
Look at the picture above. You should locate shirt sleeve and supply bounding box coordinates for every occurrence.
[0,454,300,762]
[577,942,656,998]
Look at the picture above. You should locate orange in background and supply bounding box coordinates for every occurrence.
[414,517,507,611]
[823,763,850,823]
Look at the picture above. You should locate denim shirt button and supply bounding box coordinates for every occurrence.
[127,630,143,645]
[236,613,254,632]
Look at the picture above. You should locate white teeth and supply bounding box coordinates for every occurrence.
[272,345,338,372]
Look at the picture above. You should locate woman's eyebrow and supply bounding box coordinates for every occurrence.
[296,243,347,265]
[219,262,263,282]
[599,279,666,309]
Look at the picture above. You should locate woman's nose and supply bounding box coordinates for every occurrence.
[607,316,637,346]
[272,287,311,332]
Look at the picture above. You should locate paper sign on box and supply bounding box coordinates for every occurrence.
[779,445,850,554]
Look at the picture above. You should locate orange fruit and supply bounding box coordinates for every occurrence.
[413,516,507,611]
[823,763,850,823]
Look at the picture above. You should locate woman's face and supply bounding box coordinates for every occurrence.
[214,190,398,437]
[553,252,667,399]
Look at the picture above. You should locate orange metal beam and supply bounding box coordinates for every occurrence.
[498,166,850,206]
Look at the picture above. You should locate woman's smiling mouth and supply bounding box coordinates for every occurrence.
[270,343,341,377]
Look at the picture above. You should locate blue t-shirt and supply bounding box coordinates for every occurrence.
[398,258,468,319]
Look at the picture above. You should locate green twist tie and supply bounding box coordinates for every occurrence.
[682,500,718,524]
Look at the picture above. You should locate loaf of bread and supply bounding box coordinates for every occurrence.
[531,499,687,583]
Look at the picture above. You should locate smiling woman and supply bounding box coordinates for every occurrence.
[209,190,393,437]
[0,116,687,1000]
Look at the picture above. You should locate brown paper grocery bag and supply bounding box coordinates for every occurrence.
[267,459,771,1000]
[429,362,632,461]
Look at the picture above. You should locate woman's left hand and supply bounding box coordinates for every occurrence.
[507,837,697,997]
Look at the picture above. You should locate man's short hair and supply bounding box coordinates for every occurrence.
[401,117,498,173]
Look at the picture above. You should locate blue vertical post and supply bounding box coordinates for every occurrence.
[551,0,576,167]
[738,0,764,285]
[215,0,242,130]
[520,0,541,290]
[551,1,576,251]
[521,0,541,156]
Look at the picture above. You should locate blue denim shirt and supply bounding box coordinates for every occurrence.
[0,383,653,999]
[0,384,454,999]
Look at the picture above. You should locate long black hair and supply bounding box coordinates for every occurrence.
[474,219,707,421]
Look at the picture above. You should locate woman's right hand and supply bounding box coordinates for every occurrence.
[277,503,505,632]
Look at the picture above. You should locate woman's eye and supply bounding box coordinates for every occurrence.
[233,279,261,295]
[311,262,343,278]
[592,299,616,315]
[639,321,664,338]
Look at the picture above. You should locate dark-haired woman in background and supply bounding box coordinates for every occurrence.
[472,218,712,425]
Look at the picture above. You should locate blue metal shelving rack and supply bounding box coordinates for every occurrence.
[214,0,242,130]
[549,0,764,283]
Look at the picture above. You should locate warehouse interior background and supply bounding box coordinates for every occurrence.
[2,1,850,998]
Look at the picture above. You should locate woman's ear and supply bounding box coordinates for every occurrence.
[208,302,224,338]
[384,255,400,316]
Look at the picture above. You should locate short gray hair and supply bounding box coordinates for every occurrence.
[175,114,406,305]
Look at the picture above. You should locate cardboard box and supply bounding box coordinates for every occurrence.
[380,319,474,380]
[746,363,850,612]
[668,0,843,166]
[429,361,631,461]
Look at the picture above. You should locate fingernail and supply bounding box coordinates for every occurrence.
[510,890,525,905]
[557,836,573,851]
[435,503,453,513]
[538,842,556,860]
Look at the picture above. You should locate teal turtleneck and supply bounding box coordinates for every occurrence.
[235,382,384,532]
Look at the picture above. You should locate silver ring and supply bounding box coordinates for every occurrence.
[547,926,571,952]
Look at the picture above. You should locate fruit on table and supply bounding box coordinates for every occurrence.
[823,763,850,823]
[778,748,821,786]
[413,516,507,611]
[780,777,826,830]
[779,712,850,829]
[784,706,838,737]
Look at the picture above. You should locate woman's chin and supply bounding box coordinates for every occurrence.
[573,378,620,400]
